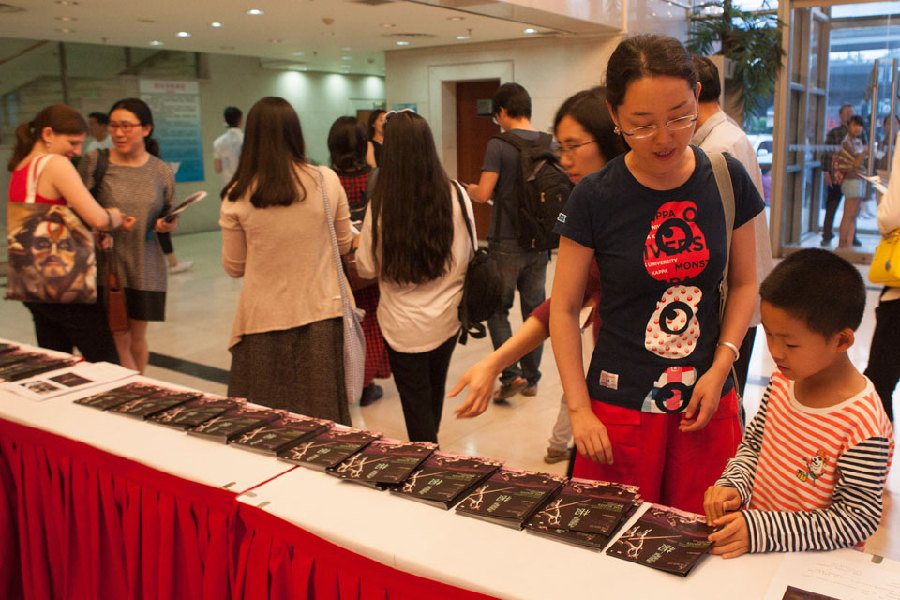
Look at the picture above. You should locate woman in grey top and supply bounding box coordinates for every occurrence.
[79,98,177,372]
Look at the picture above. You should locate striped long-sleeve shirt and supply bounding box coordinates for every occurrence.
[716,369,893,552]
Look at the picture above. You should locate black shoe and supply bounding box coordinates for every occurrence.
[360,383,383,406]
[852,237,862,247]
[820,235,833,247]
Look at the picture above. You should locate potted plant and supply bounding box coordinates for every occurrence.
[687,0,785,121]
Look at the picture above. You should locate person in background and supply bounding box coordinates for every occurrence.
[214,106,244,185]
[356,110,475,443]
[551,34,762,514]
[220,97,353,424]
[451,87,626,468]
[821,105,861,247]
[7,103,132,362]
[836,115,868,249]
[84,112,112,153]
[864,129,900,422]
[705,249,892,558]
[78,97,178,373]
[467,83,549,402]
[328,115,390,406]
[691,55,774,400]
[365,109,385,169]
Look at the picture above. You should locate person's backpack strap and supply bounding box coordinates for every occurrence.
[90,149,110,199]
[490,131,552,237]
[452,180,477,252]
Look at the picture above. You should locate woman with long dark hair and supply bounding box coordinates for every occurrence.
[79,98,175,372]
[328,116,390,406]
[220,97,353,425]
[356,110,475,442]
[365,109,385,168]
[550,35,763,513]
[8,104,132,362]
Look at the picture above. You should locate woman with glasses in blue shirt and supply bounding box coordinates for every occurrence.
[550,34,764,513]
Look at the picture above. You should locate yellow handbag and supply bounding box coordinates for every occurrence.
[869,229,900,287]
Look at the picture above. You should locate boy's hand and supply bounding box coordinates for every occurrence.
[708,512,750,559]
[703,485,742,524]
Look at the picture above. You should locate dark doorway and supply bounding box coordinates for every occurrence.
[456,79,501,240]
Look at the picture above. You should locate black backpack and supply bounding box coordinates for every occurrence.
[452,181,503,345]
[494,131,573,252]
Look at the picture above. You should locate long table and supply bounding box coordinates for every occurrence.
[0,355,883,599]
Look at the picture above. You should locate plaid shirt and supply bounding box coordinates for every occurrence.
[336,169,371,224]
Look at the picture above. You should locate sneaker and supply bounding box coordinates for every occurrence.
[544,447,570,464]
[492,376,527,404]
[521,383,538,397]
[852,237,863,247]
[170,261,193,274]
[359,383,383,407]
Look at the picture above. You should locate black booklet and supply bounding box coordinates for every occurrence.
[0,342,20,355]
[230,414,333,456]
[390,452,503,510]
[74,381,161,410]
[277,426,381,471]
[606,504,714,576]
[329,439,437,488]
[186,406,281,443]
[106,386,202,420]
[0,352,78,382]
[148,395,244,429]
[455,469,566,529]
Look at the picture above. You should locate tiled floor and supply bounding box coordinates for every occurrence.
[2,230,897,558]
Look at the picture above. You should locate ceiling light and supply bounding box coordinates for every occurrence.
[210,21,223,28]
[246,8,263,15]
[523,28,537,34]
[396,41,409,46]
[55,0,79,5]
[380,23,395,28]
[149,40,163,46]
[269,39,282,44]
[456,35,470,40]
[57,27,74,33]
[55,16,76,21]
[447,16,464,21]
[341,47,352,51]
[341,56,352,60]
[292,51,305,56]
[176,31,191,38]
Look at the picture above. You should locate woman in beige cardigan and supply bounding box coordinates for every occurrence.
[219,97,354,425]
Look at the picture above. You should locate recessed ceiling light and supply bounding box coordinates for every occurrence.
[176,31,191,38]
[55,0,79,5]
[246,8,263,15]
[57,27,74,33]
[523,28,537,34]
[341,47,352,51]
[341,56,352,60]
[447,16,464,21]
[210,21,223,28]
[292,51,305,56]
[456,35,470,40]
[396,41,409,46]
[269,38,282,44]
[380,23,395,28]
[149,40,163,46]
[55,16,76,21]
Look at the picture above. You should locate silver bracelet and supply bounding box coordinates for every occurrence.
[717,341,740,362]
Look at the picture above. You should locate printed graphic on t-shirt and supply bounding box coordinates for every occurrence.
[644,285,701,359]
[643,201,709,282]
[796,449,830,486]
[640,366,697,413]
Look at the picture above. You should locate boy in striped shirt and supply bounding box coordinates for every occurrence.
[704,248,893,558]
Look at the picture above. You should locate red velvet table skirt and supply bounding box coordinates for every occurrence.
[0,418,498,600]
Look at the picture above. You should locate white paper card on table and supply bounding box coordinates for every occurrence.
[4,361,137,401]
[763,549,900,600]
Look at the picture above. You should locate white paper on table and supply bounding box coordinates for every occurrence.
[3,361,137,401]
[763,549,900,600]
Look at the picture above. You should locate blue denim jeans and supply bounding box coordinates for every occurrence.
[486,239,548,385]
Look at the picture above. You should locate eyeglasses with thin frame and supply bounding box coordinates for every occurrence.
[558,140,597,157]
[108,121,142,133]
[619,112,698,140]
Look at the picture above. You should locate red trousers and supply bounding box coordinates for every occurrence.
[573,388,741,514]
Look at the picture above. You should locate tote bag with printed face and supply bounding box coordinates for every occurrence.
[6,155,98,304]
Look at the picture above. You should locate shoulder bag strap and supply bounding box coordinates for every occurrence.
[452,180,477,252]
[24,154,54,204]
[90,149,110,199]
[709,152,735,284]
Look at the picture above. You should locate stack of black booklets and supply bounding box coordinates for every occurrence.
[391,452,503,509]
[148,395,244,429]
[230,413,332,456]
[0,348,78,382]
[75,382,162,410]
[187,406,282,442]
[330,439,437,489]
[455,469,566,529]
[525,479,641,549]
[606,504,714,576]
[278,426,381,471]
[106,386,202,420]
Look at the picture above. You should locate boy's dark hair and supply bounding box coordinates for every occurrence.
[848,115,864,127]
[492,82,532,119]
[692,55,721,103]
[88,112,109,125]
[759,248,865,337]
[224,106,242,127]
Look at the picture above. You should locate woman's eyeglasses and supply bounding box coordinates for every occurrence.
[108,122,142,132]
[558,140,597,156]
[618,113,698,140]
